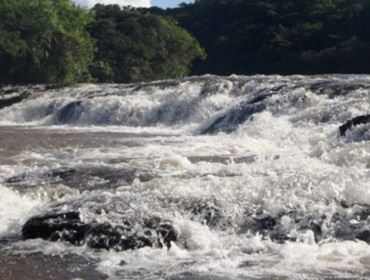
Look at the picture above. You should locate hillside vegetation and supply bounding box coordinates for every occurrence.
[163,0,370,75]
[0,0,204,84]
[1,0,370,84]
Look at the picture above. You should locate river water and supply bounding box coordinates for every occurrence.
[1,75,370,279]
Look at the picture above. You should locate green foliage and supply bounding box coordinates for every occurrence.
[3,0,369,83]
[0,0,94,84]
[88,5,205,83]
[163,0,370,75]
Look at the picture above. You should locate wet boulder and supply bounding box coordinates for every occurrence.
[22,212,89,245]
[57,101,83,124]
[200,101,265,134]
[332,204,370,243]
[85,223,155,251]
[241,212,280,239]
[339,114,370,136]
[331,214,370,243]
[189,202,223,228]
[240,210,324,243]
[22,211,177,251]
[0,92,29,110]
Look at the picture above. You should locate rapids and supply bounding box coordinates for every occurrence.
[1,75,370,279]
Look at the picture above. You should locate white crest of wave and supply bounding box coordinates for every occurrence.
[0,185,42,236]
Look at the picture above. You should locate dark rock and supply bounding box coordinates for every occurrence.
[0,92,29,110]
[22,212,89,245]
[238,203,370,244]
[339,114,370,136]
[85,223,154,251]
[190,202,222,228]
[309,81,370,98]
[241,211,278,237]
[157,223,178,248]
[0,88,17,95]
[248,93,273,104]
[331,203,370,243]
[356,229,370,243]
[353,205,370,220]
[85,223,124,250]
[248,85,286,104]
[22,211,177,251]
[252,213,277,231]
[57,101,83,124]
[241,212,278,236]
[293,214,323,242]
[241,210,324,242]
[5,174,27,184]
[332,216,364,242]
[201,101,265,134]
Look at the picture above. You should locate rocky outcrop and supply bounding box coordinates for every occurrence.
[22,211,177,251]
[339,114,370,136]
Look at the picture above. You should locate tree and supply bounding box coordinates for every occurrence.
[88,5,205,83]
[164,0,370,75]
[0,0,94,84]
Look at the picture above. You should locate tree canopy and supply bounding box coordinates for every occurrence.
[163,0,370,75]
[88,4,205,83]
[0,1,205,84]
[2,0,370,84]
[0,0,94,84]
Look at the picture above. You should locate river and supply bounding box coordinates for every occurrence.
[0,75,370,279]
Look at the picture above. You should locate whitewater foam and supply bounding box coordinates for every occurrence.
[1,75,370,279]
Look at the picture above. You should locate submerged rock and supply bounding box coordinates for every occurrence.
[22,211,177,251]
[189,202,223,228]
[339,114,370,136]
[309,80,370,98]
[47,166,152,189]
[332,204,370,243]
[6,165,155,191]
[0,92,29,110]
[201,101,265,134]
[57,101,83,124]
[240,204,370,244]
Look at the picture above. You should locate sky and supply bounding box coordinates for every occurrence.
[151,0,194,8]
[74,0,193,8]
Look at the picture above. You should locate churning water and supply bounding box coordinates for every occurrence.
[1,75,370,279]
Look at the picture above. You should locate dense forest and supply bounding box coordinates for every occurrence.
[163,0,370,75]
[1,0,370,84]
[0,0,204,84]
